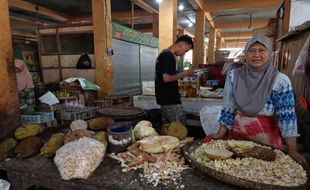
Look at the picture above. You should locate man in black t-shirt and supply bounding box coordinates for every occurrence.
[155,35,194,125]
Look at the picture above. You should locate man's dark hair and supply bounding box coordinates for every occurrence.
[175,35,194,49]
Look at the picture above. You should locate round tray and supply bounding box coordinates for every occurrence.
[183,140,310,190]
[97,106,147,121]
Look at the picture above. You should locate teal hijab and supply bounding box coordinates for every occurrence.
[232,35,278,117]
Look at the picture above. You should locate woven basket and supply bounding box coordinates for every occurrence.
[183,140,310,190]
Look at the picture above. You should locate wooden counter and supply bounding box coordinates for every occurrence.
[133,95,223,114]
[0,155,238,190]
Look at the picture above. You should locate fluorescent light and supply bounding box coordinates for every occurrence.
[188,22,193,27]
[178,4,184,11]
[156,0,162,3]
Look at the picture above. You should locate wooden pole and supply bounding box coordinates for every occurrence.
[208,27,215,64]
[92,0,113,97]
[193,9,206,67]
[159,0,177,52]
[216,34,221,50]
[282,0,291,34]
[0,0,21,140]
[131,1,134,29]
[152,15,159,37]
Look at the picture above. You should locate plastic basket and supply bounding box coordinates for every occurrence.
[21,112,54,124]
[38,104,65,112]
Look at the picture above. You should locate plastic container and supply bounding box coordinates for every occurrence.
[21,112,54,124]
[107,124,132,153]
[0,179,10,190]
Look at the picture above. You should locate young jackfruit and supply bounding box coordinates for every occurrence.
[64,129,92,144]
[93,131,108,146]
[14,136,43,158]
[14,124,43,140]
[40,133,65,157]
[0,138,17,161]
[165,121,188,140]
[88,117,115,131]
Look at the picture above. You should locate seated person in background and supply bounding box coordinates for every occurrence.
[212,35,306,163]
[15,59,35,106]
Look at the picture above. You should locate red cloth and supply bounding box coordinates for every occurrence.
[228,112,283,149]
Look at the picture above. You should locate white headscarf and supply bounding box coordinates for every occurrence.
[15,59,34,91]
[232,35,278,117]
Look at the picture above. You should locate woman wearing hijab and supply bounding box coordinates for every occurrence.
[212,35,306,163]
[15,59,35,105]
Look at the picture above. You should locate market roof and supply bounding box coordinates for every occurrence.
[9,0,281,48]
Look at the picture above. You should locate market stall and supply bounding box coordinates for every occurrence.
[0,155,238,190]
[1,1,310,190]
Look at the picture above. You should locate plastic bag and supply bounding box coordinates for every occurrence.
[54,137,106,180]
[200,106,221,135]
[0,179,10,190]
[76,53,91,69]
[292,35,310,76]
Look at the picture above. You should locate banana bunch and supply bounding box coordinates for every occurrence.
[14,124,43,140]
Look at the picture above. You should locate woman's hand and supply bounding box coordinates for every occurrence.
[285,137,307,164]
[288,150,307,164]
[211,125,228,139]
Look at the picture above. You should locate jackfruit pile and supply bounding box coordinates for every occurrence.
[0,116,116,161]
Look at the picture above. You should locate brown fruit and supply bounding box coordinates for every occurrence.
[14,136,43,158]
[64,129,92,144]
[88,117,115,130]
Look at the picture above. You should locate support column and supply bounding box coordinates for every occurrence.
[216,34,221,50]
[131,1,134,29]
[193,9,206,67]
[0,0,21,139]
[159,0,177,52]
[208,26,215,64]
[152,15,159,37]
[92,0,113,97]
[221,38,225,48]
[282,0,291,34]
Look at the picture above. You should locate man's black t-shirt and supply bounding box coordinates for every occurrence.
[155,49,181,105]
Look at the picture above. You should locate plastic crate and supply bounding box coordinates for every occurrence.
[88,100,112,108]
[60,107,98,121]
[103,95,132,106]
[21,112,54,124]
[38,104,66,112]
